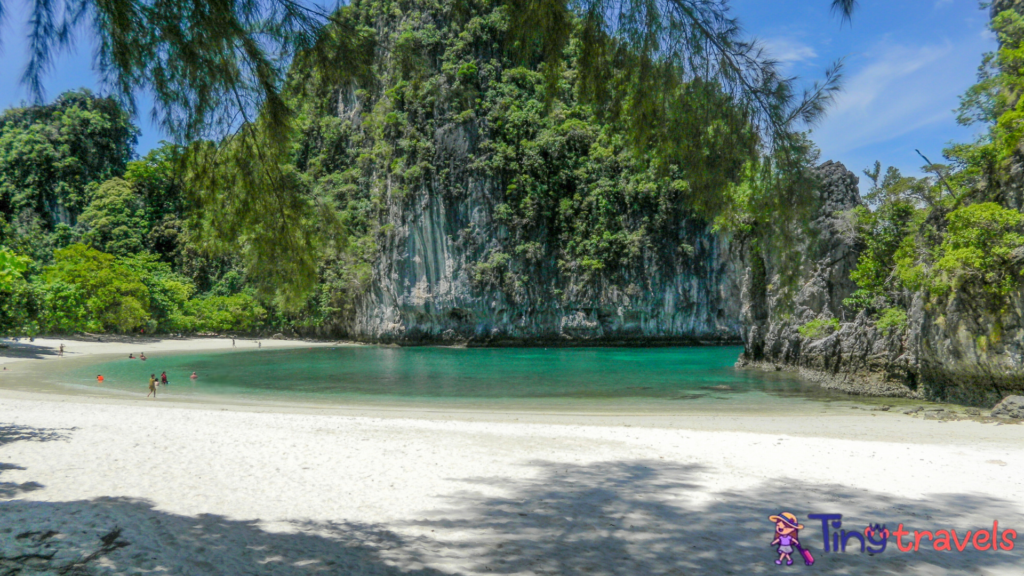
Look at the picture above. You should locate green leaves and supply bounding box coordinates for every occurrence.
[14,0,330,142]
[798,317,840,340]
[43,244,151,333]
[933,203,1024,298]
[119,252,195,331]
[874,307,907,337]
[182,119,333,308]
[35,281,91,334]
[79,177,147,256]
[0,0,858,305]
[847,199,919,303]
[182,294,266,333]
[955,8,1024,169]
[0,90,136,230]
[0,247,30,291]
[844,7,1024,319]
[508,0,846,153]
[472,251,513,289]
[852,196,1024,313]
[28,243,269,334]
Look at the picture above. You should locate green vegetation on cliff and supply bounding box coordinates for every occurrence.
[4,0,851,299]
[844,6,1024,325]
[0,0,839,337]
[798,317,840,340]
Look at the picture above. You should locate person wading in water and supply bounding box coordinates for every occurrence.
[147,374,158,398]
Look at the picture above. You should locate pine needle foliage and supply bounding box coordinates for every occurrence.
[506,0,846,150]
[2,0,853,152]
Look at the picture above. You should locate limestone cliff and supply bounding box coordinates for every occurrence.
[738,162,1024,407]
[298,0,1024,406]
[734,0,1024,408]
[352,171,744,346]
[297,0,746,346]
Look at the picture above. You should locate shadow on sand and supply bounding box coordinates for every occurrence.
[2,455,1020,575]
[0,334,180,363]
[0,424,74,447]
[0,340,59,362]
[0,424,72,499]
[0,420,450,575]
[2,497,450,575]
[408,460,1023,575]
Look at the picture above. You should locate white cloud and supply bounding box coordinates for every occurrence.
[762,37,818,67]
[810,39,979,158]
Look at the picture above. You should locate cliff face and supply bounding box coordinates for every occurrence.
[299,0,747,346]
[353,169,744,346]
[912,288,1024,405]
[735,0,1024,408]
[738,162,1024,407]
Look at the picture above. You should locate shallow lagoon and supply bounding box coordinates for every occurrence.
[19,345,888,413]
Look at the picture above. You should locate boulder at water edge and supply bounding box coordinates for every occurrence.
[991,395,1024,419]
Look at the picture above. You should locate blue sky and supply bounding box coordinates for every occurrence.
[734,0,995,188]
[0,0,996,190]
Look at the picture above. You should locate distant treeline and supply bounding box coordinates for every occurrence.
[0,91,269,335]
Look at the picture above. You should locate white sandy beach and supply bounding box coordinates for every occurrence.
[1,338,1023,575]
[0,336,340,366]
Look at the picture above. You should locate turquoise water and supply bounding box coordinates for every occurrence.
[42,345,849,410]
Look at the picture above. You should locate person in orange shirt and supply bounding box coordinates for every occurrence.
[97,375,104,382]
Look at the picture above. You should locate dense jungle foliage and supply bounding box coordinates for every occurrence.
[0,0,852,303]
[6,1,1021,339]
[0,0,823,336]
[280,0,816,302]
[0,91,270,335]
[841,7,1024,332]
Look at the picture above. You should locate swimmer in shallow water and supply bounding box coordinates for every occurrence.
[190,371,198,380]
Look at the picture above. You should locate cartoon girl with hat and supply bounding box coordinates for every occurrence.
[769,512,804,566]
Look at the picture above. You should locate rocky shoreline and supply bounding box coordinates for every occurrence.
[372,333,743,348]
[736,359,919,399]
[737,360,1024,421]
